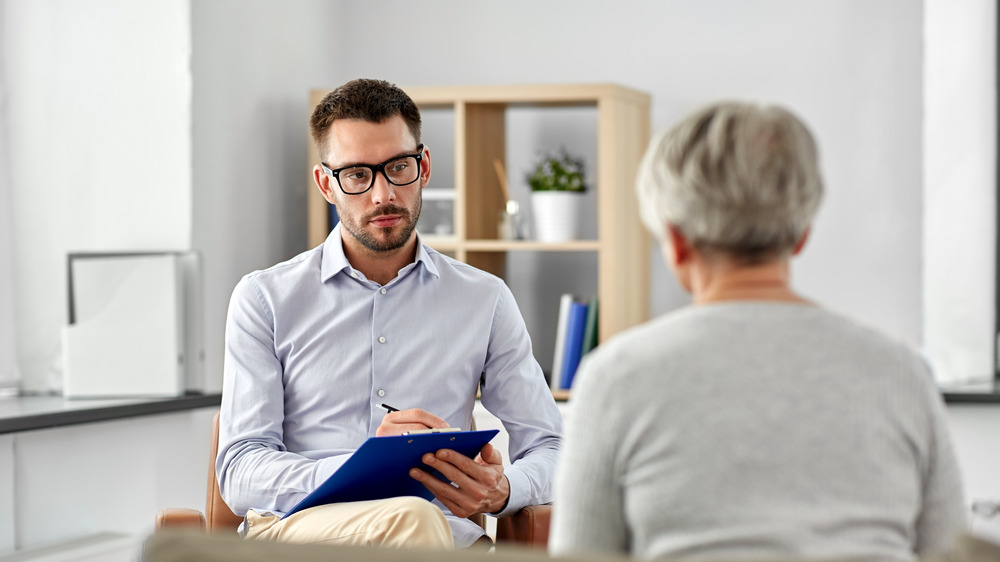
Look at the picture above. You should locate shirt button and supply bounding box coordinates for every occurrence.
[352,272,361,279]
[377,389,385,397]
[378,336,386,344]
[380,288,387,295]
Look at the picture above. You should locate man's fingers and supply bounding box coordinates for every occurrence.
[379,423,445,436]
[421,451,481,490]
[375,408,451,436]
[476,443,503,466]
[386,408,450,428]
[409,467,476,518]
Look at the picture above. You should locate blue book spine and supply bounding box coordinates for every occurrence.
[560,300,588,389]
[551,293,574,389]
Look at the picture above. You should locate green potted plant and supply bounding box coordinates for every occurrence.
[527,150,587,242]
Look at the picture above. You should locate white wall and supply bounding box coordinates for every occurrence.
[3,0,991,395]
[0,408,214,554]
[0,2,17,393]
[335,0,927,367]
[1,0,345,392]
[190,0,344,390]
[924,0,997,384]
[3,0,193,392]
[947,406,1000,533]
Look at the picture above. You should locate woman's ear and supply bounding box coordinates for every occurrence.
[792,226,811,256]
[663,223,694,293]
[666,224,691,266]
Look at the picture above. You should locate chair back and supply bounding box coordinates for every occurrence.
[207,411,247,534]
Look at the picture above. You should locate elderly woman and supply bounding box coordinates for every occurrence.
[549,103,966,560]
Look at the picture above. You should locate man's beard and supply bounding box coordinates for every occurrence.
[342,193,422,253]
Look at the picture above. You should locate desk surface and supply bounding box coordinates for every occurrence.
[0,392,222,434]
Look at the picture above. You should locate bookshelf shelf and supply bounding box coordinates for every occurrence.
[408,239,600,253]
[462,240,600,252]
[417,236,459,251]
[307,83,650,353]
[551,389,571,402]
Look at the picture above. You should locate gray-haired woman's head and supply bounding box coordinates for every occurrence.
[636,102,823,264]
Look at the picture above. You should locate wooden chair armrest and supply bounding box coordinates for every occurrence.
[495,504,551,548]
[156,508,207,532]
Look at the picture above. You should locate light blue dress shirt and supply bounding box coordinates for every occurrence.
[217,225,563,547]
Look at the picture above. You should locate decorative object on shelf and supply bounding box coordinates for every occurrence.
[527,149,586,242]
[493,158,524,240]
[416,189,455,236]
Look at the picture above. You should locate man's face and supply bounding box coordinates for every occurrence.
[316,115,429,255]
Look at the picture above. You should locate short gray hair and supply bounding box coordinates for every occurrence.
[636,102,823,263]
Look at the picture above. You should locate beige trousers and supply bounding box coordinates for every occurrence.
[244,497,455,550]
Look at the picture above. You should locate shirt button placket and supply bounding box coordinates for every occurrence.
[377,287,388,345]
[373,286,389,414]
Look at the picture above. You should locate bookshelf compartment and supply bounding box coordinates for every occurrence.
[415,189,455,237]
[505,251,599,379]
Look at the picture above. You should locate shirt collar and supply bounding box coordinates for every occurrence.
[320,223,439,282]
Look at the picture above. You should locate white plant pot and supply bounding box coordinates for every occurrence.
[531,191,583,242]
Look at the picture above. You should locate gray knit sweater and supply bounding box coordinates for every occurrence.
[549,302,966,560]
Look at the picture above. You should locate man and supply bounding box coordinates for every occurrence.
[217,78,562,549]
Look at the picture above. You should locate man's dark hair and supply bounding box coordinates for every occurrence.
[310,79,422,160]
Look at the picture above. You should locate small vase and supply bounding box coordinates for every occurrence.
[531,191,583,242]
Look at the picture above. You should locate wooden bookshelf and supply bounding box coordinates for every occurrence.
[307,83,651,356]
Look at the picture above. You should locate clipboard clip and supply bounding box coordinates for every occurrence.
[402,427,461,435]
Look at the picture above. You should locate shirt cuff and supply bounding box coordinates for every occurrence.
[492,466,529,518]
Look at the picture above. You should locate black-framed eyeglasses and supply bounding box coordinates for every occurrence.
[321,145,424,195]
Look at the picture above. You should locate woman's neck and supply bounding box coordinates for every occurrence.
[689,256,810,305]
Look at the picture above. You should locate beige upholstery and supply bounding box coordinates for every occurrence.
[145,529,1000,562]
[155,411,551,547]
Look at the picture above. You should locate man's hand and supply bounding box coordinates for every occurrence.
[409,443,510,518]
[375,408,452,437]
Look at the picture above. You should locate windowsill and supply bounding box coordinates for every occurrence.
[939,380,1000,404]
[0,391,222,434]
[553,384,1000,405]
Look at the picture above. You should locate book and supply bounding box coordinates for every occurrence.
[282,429,499,519]
[559,299,588,390]
[550,293,574,390]
[581,296,599,356]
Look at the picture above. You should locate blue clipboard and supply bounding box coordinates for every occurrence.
[281,429,499,519]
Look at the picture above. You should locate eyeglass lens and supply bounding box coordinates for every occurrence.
[339,155,420,194]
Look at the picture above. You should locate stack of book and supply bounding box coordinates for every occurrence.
[550,294,599,391]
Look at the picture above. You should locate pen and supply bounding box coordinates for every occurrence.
[379,403,400,413]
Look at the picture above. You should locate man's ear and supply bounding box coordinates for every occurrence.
[666,223,692,266]
[314,165,337,205]
[792,226,811,256]
[419,145,432,188]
